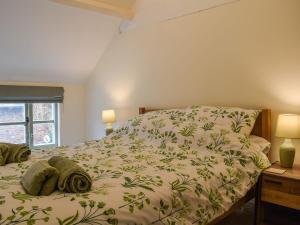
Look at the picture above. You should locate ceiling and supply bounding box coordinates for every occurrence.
[121,0,237,31]
[99,0,136,9]
[0,0,238,84]
[0,0,121,83]
[51,0,136,19]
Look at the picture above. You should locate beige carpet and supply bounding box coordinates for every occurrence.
[217,200,254,225]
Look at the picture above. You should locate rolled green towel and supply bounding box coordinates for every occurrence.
[21,160,59,196]
[6,143,31,163]
[0,143,31,166]
[0,144,10,166]
[48,156,92,193]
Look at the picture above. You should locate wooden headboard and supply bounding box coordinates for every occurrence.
[139,107,271,142]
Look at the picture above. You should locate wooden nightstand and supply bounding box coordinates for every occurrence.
[255,163,300,225]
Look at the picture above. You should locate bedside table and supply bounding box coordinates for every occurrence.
[255,163,300,225]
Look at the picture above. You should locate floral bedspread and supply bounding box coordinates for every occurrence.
[0,106,270,225]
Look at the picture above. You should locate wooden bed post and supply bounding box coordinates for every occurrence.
[261,109,271,142]
[139,107,146,115]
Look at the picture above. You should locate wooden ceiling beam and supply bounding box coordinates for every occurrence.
[50,0,135,19]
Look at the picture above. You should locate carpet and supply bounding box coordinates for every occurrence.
[216,200,255,225]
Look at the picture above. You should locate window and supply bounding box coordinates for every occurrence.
[0,85,63,148]
[0,103,59,148]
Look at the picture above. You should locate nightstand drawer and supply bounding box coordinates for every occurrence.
[261,189,300,210]
[261,175,300,210]
[262,175,300,195]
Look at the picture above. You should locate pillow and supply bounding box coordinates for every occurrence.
[124,106,260,137]
[187,106,261,136]
[249,135,271,154]
[113,106,263,156]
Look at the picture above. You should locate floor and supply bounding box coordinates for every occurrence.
[217,200,255,225]
[216,200,300,225]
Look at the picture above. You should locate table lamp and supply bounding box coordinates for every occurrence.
[102,110,116,136]
[275,114,300,168]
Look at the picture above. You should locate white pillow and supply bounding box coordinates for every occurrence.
[249,135,271,154]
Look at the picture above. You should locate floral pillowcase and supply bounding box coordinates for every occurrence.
[124,105,260,138]
[189,106,261,136]
[116,105,264,155]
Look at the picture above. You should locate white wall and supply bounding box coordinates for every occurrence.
[59,84,86,145]
[0,0,121,83]
[0,81,86,145]
[86,0,300,163]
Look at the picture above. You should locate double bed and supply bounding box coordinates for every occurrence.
[0,106,271,225]
[139,107,271,225]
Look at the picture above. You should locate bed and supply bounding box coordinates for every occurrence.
[0,106,271,225]
[139,107,271,225]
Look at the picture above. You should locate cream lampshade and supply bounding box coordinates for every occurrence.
[102,110,116,135]
[275,114,300,167]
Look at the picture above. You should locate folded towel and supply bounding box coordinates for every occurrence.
[21,160,59,196]
[0,143,31,166]
[48,156,92,193]
[0,144,10,166]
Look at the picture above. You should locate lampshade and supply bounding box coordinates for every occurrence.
[102,110,116,124]
[275,114,300,138]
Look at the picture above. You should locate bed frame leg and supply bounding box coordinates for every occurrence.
[254,175,263,225]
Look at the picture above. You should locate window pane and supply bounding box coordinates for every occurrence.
[0,125,26,144]
[33,123,55,146]
[33,103,54,121]
[0,104,25,123]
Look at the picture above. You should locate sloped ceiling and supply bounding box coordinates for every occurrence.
[0,0,121,83]
[120,0,238,31]
[0,0,239,84]
[101,0,135,8]
[51,0,136,19]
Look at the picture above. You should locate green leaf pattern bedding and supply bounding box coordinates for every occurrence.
[0,106,270,225]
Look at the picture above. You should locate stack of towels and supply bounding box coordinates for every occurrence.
[0,143,31,166]
[21,156,92,196]
[0,143,92,196]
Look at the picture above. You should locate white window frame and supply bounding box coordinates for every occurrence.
[0,103,59,148]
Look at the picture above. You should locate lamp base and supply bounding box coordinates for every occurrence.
[279,139,295,168]
[105,128,113,136]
